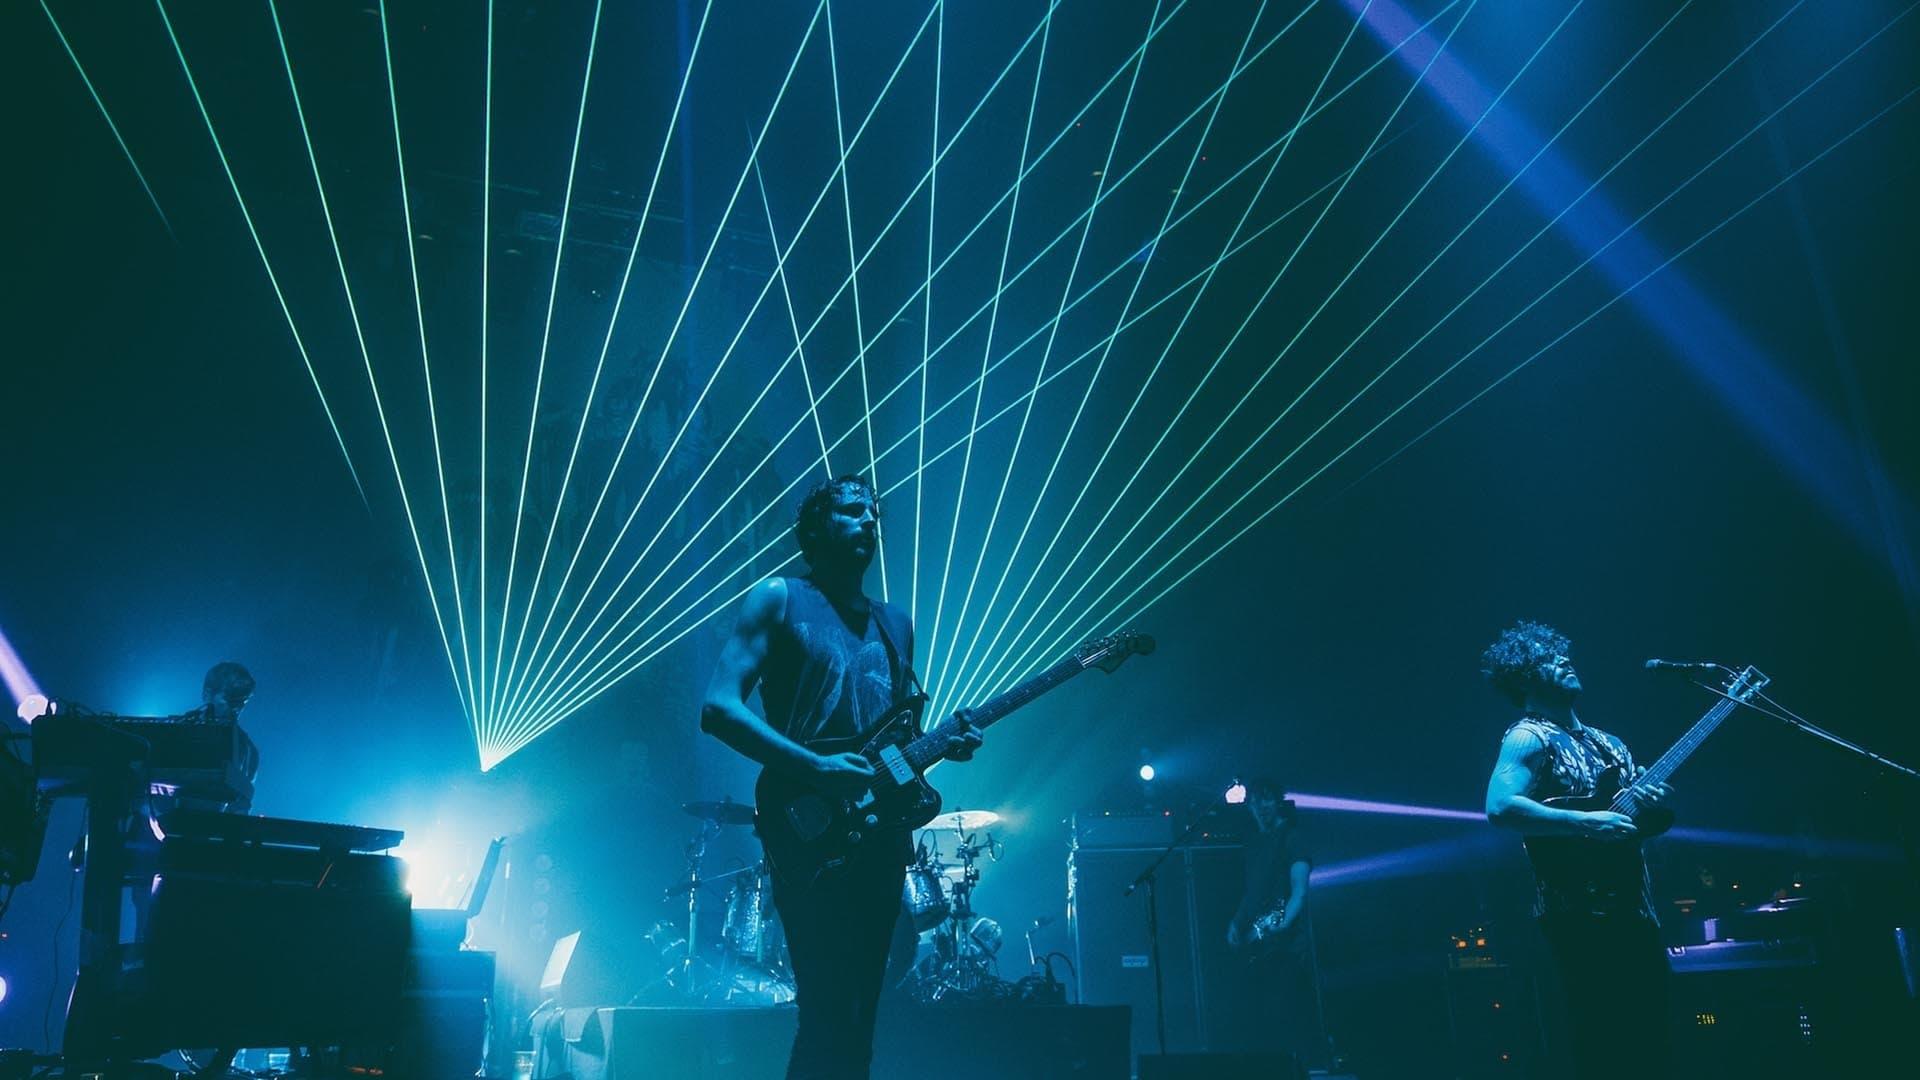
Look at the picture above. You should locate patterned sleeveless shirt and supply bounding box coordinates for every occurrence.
[758,576,911,744]
[1505,717,1656,921]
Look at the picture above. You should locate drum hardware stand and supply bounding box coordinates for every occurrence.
[921,827,1002,999]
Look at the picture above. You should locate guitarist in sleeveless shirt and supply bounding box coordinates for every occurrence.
[1481,621,1673,1079]
[701,475,980,1080]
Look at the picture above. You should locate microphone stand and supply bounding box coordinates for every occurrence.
[1692,674,1920,959]
[1688,676,1920,782]
[1125,787,1231,1057]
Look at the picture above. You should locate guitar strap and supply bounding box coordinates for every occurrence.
[865,600,924,716]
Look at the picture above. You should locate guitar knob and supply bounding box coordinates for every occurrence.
[863,814,880,828]
[848,831,863,845]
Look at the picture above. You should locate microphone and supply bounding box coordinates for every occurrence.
[1644,658,1723,674]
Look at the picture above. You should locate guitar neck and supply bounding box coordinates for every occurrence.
[901,654,1087,771]
[1613,667,1762,815]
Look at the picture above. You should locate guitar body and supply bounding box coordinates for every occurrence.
[754,695,943,886]
[1522,785,1675,904]
[751,631,1156,888]
[1236,901,1297,959]
[1517,665,1766,911]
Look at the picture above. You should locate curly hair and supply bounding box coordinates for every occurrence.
[793,473,879,566]
[201,661,256,706]
[1480,620,1571,707]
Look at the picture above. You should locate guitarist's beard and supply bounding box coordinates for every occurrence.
[1532,679,1579,712]
[809,541,876,583]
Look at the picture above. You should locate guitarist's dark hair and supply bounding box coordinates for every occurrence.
[1480,619,1572,707]
[1244,776,1296,818]
[794,473,881,566]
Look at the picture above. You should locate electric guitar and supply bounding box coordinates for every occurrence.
[1522,664,1769,902]
[1231,899,1298,958]
[755,631,1155,886]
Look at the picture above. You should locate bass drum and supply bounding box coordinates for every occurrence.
[901,863,950,933]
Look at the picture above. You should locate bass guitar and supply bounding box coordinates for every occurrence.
[1523,664,1768,902]
[756,631,1154,886]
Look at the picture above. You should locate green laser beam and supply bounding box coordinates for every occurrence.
[922,4,1055,699]
[1362,82,1920,488]
[940,0,1284,707]
[754,153,833,475]
[1058,80,1920,685]
[491,0,922,726]
[825,0,888,601]
[379,0,480,728]
[481,0,712,743]
[159,1,491,722]
[505,123,1412,733]
[502,0,1457,737]
[990,0,1837,693]
[505,0,1448,723]
[270,0,481,721]
[490,0,833,731]
[992,2,1906,695]
[40,0,174,239]
[914,0,944,629]
[947,0,1325,706]
[964,0,1466,700]
[959,0,1590,699]
[478,0,494,757]
[495,0,1043,727]
[153,0,371,509]
[486,0,607,731]
[504,159,1381,738]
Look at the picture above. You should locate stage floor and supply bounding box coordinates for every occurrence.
[532,1002,1131,1080]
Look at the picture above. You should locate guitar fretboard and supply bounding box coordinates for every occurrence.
[1612,667,1763,816]
[900,652,1089,773]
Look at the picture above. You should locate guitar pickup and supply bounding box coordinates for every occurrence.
[875,744,915,785]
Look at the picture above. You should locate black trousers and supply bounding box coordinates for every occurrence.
[771,841,908,1080]
[1537,912,1671,1080]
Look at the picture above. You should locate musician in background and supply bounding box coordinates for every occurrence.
[1481,620,1672,1078]
[181,661,254,725]
[701,474,979,1079]
[1226,777,1319,1065]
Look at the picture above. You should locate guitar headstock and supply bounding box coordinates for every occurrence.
[1723,664,1770,701]
[1074,630,1156,673]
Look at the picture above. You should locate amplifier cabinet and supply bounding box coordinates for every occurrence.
[1070,836,1280,1059]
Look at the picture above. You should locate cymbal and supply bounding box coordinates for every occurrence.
[919,809,1000,833]
[682,800,756,825]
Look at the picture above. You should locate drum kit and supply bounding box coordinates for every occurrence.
[649,799,1009,1005]
[893,808,1009,1001]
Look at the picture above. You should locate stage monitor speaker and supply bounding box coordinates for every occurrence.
[535,1004,1130,1080]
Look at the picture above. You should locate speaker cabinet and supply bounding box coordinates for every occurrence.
[1071,831,1315,1060]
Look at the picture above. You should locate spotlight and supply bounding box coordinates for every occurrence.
[1224,781,1247,805]
[14,694,48,724]
[0,974,7,1004]
[1137,764,1155,782]
[394,842,473,909]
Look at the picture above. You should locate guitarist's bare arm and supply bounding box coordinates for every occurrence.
[1485,727,1636,839]
[701,578,868,791]
[1279,859,1309,930]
